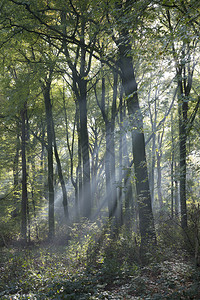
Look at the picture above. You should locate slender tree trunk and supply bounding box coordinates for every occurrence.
[177,70,188,229]
[90,121,99,211]
[150,133,156,208]
[77,109,82,216]
[31,159,39,240]
[52,119,69,221]
[53,140,69,221]
[13,130,20,217]
[110,71,118,219]
[26,111,31,243]
[78,78,92,218]
[156,151,163,209]
[147,83,157,208]
[175,162,179,216]
[40,125,46,201]
[166,11,193,230]
[156,130,164,210]
[43,80,55,239]
[171,159,174,218]
[178,94,188,229]
[63,92,78,218]
[171,111,174,218]
[105,121,113,217]
[61,13,92,219]
[21,103,28,243]
[118,84,124,225]
[98,76,114,218]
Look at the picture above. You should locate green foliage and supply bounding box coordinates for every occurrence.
[1,220,200,299]
[0,0,200,297]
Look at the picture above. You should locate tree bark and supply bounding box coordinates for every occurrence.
[110,71,118,220]
[156,130,164,210]
[53,131,69,222]
[21,103,28,243]
[77,106,82,218]
[43,79,55,239]
[156,151,163,209]
[118,38,156,255]
[63,92,78,218]
[178,86,188,229]
[96,76,116,218]
[61,12,92,219]
[171,110,175,218]
[118,84,124,225]
[13,129,20,217]
[77,78,92,218]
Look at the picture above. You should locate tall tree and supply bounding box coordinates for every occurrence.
[41,74,55,239]
[61,9,93,218]
[95,70,119,219]
[21,101,28,242]
[165,8,199,229]
[112,0,157,256]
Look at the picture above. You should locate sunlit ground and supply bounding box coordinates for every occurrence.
[1,222,200,299]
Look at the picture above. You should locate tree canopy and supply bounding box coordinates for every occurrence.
[0,0,200,298]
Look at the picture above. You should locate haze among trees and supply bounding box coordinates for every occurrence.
[0,0,200,298]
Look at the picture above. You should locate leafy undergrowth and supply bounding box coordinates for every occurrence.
[0,224,200,299]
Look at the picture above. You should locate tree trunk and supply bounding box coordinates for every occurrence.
[77,78,92,218]
[98,76,115,218]
[63,92,78,219]
[166,11,192,230]
[21,103,28,243]
[105,121,113,217]
[52,119,69,222]
[122,104,135,228]
[156,151,163,209]
[178,94,188,229]
[177,67,188,229]
[175,162,179,216]
[118,84,124,225]
[118,39,156,256]
[31,158,39,240]
[77,106,82,218]
[171,111,175,218]
[13,129,20,217]
[150,133,156,208]
[110,71,118,220]
[61,13,92,219]
[43,80,55,239]
[90,121,99,211]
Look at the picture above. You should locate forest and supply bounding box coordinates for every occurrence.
[0,0,200,299]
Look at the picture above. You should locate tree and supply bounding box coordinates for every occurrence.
[41,74,55,239]
[164,7,199,229]
[95,69,119,219]
[111,0,157,255]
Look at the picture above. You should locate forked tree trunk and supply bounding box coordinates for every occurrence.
[61,13,92,219]
[52,118,69,222]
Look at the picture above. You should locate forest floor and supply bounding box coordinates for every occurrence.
[0,240,200,300]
